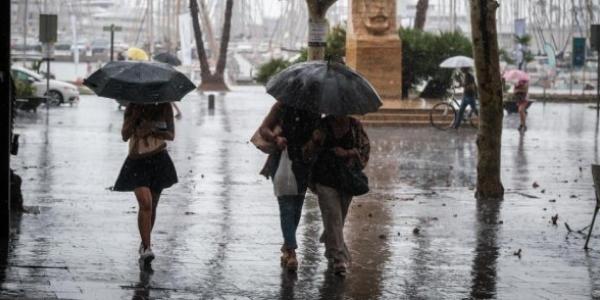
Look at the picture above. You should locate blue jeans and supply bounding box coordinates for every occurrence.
[454,96,478,128]
[278,194,305,250]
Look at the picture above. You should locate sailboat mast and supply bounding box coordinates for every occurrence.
[148,0,154,55]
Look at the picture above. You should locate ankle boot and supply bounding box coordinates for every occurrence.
[281,249,298,271]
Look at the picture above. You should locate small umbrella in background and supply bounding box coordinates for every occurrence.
[502,69,530,83]
[439,56,474,68]
[154,52,182,66]
[266,61,382,116]
[127,47,149,61]
[83,61,195,103]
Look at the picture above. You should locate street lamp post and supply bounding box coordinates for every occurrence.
[39,14,56,110]
[103,24,122,62]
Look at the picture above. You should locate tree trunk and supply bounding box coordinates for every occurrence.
[215,0,234,76]
[470,0,504,200]
[199,0,219,64]
[190,0,211,80]
[305,0,337,61]
[1,0,11,237]
[414,0,429,30]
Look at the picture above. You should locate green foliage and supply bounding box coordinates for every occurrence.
[326,24,346,59]
[400,27,473,98]
[499,48,515,65]
[14,78,36,98]
[256,24,347,84]
[30,60,43,73]
[514,34,534,68]
[514,34,532,46]
[523,51,535,63]
[255,58,291,85]
[294,49,308,64]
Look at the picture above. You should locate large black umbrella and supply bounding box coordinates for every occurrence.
[83,61,195,103]
[154,52,182,66]
[266,61,382,115]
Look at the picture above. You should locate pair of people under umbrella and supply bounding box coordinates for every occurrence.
[257,60,379,276]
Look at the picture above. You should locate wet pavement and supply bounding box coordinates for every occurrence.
[2,86,600,299]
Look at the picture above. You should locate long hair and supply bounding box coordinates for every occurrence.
[129,103,170,121]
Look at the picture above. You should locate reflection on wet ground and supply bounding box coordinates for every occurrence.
[2,86,600,299]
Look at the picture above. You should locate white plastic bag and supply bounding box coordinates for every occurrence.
[273,149,298,197]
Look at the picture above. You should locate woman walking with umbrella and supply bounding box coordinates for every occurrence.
[84,59,195,265]
[114,102,178,264]
[266,60,379,276]
[113,103,177,263]
[256,102,321,272]
[503,70,530,132]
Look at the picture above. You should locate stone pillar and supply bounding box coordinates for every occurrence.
[346,0,402,100]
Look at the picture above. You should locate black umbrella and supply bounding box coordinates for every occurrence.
[266,61,382,115]
[83,61,195,103]
[154,52,182,66]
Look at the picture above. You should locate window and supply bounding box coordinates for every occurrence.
[12,70,32,82]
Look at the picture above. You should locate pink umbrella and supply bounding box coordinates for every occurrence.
[502,69,529,82]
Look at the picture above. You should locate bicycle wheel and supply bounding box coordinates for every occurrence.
[430,102,456,130]
[468,110,479,128]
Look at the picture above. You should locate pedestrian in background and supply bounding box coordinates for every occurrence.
[453,67,479,129]
[113,102,178,265]
[514,79,529,132]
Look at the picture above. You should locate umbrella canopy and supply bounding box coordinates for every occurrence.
[266,61,382,115]
[503,69,529,82]
[83,61,195,103]
[127,47,149,61]
[154,52,182,66]
[440,56,474,68]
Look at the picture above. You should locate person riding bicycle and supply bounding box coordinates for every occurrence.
[453,67,478,129]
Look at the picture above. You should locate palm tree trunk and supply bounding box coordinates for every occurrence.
[215,0,234,77]
[199,0,219,64]
[414,0,429,30]
[305,0,337,61]
[470,0,504,200]
[189,0,211,80]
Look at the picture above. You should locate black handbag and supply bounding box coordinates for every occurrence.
[338,161,369,196]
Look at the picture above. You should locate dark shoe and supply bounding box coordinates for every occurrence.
[280,249,289,266]
[281,249,298,271]
[333,260,347,276]
[139,247,155,265]
[286,250,298,271]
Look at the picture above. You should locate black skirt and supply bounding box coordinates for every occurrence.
[113,150,178,193]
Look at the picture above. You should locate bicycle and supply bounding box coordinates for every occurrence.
[429,92,479,130]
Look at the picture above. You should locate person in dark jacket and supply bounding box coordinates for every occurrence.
[303,115,370,276]
[453,67,479,128]
[258,102,321,271]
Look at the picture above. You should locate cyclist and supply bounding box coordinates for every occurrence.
[453,67,478,129]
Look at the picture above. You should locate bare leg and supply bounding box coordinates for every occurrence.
[151,191,161,231]
[172,103,182,119]
[135,187,153,249]
[518,104,526,128]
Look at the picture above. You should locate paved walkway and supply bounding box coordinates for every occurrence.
[2,86,600,299]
